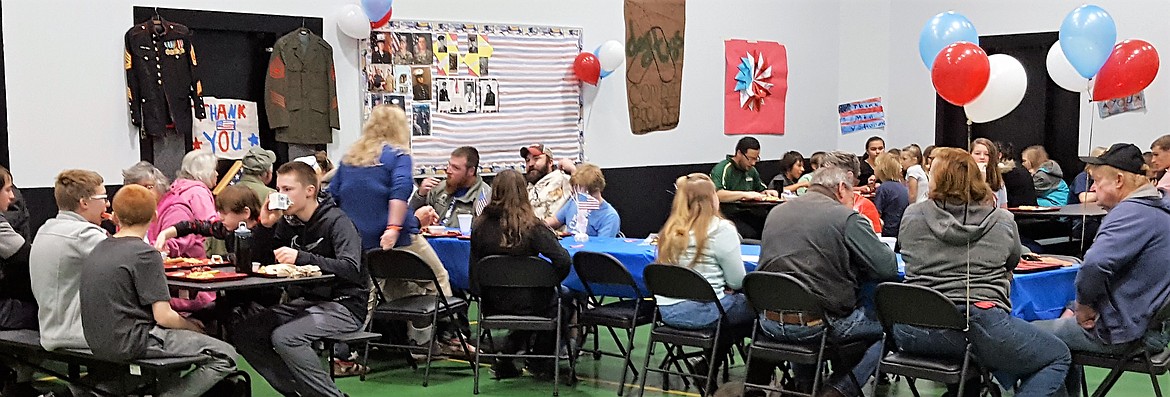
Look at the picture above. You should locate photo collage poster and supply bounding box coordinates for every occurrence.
[361,20,584,175]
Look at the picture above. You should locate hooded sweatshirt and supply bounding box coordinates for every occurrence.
[1077,184,1170,345]
[147,178,218,258]
[899,199,1022,310]
[30,211,107,350]
[269,197,369,322]
[1031,160,1070,207]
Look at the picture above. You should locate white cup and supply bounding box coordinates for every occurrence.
[457,214,473,235]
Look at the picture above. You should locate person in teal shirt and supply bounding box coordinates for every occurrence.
[545,164,621,237]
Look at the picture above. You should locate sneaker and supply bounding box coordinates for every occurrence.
[409,341,444,361]
[491,359,521,379]
[440,337,477,358]
[331,359,369,378]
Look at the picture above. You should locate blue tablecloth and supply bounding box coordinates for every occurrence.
[428,237,1076,321]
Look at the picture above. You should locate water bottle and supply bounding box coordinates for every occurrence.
[232,222,253,274]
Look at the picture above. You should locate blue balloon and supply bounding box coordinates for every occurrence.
[1059,5,1116,79]
[919,11,979,70]
[599,69,613,79]
[361,0,393,22]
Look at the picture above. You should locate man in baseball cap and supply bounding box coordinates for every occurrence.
[1037,142,1170,388]
[238,146,277,200]
[520,144,572,225]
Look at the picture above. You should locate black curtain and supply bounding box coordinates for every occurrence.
[936,32,1081,181]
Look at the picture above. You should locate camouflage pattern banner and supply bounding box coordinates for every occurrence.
[624,0,685,135]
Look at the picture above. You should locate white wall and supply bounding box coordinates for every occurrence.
[876,0,1170,155]
[5,0,370,188]
[7,0,1168,186]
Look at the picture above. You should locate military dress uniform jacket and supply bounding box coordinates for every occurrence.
[266,29,340,145]
[124,20,206,138]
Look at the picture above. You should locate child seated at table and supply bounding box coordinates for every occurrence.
[154,185,277,318]
[545,163,621,237]
[1023,145,1070,207]
[79,185,239,396]
[872,153,909,238]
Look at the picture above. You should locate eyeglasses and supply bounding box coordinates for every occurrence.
[88,194,109,202]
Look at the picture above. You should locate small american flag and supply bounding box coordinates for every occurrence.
[576,193,601,211]
[474,186,491,215]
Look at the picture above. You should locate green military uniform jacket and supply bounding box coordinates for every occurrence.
[236,174,275,202]
[265,29,340,144]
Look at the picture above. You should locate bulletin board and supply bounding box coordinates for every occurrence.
[362,20,585,175]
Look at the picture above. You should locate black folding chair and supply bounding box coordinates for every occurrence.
[740,272,873,396]
[638,264,747,397]
[1072,299,1170,397]
[573,251,655,396]
[874,282,993,397]
[364,249,473,386]
[470,255,576,396]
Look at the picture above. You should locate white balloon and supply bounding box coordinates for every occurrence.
[337,4,371,40]
[1047,40,1090,93]
[596,40,625,72]
[965,54,1028,123]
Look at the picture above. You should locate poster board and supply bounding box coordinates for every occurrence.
[362,20,585,175]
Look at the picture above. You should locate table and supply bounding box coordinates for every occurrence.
[429,237,1078,321]
[167,269,334,292]
[1011,203,1107,218]
[720,200,782,240]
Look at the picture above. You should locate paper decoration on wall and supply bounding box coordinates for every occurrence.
[1097,91,1146,119]
[625,0,685,135]
[724,39,787,135]
[462,34,494,77]
[366,20,584,174]
[733,52,775,111]
[192,97,260,159]
[839,97,886,135]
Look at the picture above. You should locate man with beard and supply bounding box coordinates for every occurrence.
[521,144,573,226]
[412,146,491,229]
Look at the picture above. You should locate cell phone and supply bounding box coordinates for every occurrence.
[268,192,291,211]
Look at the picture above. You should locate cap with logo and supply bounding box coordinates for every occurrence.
[1079,143,1145,175]
[520,144,553,159]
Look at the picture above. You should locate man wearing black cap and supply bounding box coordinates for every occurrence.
[521,144,573,224]
[1037,143,1170,373]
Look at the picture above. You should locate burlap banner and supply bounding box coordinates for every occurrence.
[624,0,685,135]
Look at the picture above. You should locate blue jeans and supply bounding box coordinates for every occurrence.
[658,293,754,330]
[894,305,1071,397]
[752,307,884,396]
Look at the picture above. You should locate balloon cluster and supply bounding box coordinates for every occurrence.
[573,40,624,85]
[919,11,1025,123]
[338,0,394,40]
[1048,5,1159,102]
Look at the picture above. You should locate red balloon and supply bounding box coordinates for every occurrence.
[931,42,991,106]
[371,8,392,29]
[1093,39,1160,101]
[573,52,601,85]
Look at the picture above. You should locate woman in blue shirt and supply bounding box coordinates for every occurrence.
[544,163,621,237]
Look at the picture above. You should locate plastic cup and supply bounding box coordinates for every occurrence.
[458,214,473,235]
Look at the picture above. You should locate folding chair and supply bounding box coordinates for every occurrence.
[470,255,576,396]
[1072,299,1170,397]
[740,272,873,396]
[573,251,655,396]
[638,264,747,397]
[365,249,473,386]
[874,282,994,397]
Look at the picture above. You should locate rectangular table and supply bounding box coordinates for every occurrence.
[428,236,1078,321]
[167,270,334,292]
[1011,203,1107,218]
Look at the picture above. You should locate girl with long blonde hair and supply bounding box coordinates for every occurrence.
[655,173,753,331]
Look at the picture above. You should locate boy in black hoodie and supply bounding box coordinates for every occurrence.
[230,162,367,397]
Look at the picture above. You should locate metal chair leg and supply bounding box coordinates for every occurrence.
[637,336,657,397]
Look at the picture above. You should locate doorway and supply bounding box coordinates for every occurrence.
[935,31,1081,182]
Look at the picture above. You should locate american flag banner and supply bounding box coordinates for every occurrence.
[575,193,601,211]
[365,21,585,175]
[474,186,491,215]
[839,97,886,134]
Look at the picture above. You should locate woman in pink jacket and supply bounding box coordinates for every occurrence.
[147,150,219,313]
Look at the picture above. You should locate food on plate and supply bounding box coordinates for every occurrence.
[172,268,219,279]
[209,255,225,264]
[257,264,323,278]
[163,257,204,266]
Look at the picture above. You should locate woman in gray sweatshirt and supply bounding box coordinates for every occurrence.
[896,148,1071,397]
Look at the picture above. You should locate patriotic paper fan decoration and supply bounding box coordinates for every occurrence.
[734,52,774,111]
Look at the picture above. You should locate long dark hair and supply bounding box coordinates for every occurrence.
[475,170,539,248]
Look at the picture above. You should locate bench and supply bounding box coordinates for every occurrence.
[0,329,210,396]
